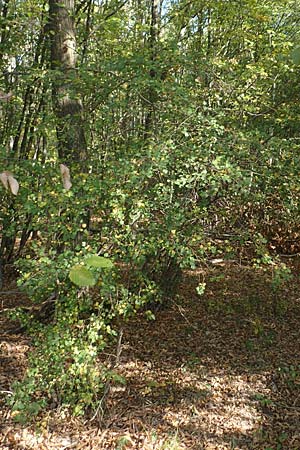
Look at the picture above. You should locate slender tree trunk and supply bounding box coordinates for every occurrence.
[48,0,88,252]
[0,0,9,68]
[48,0,87,165]
[80,0,94,65]
[145,0,159,137]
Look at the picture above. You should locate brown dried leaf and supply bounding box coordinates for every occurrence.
[0,171,19,195]
[0,171,9,189]
[7,174,19,195]
[60,163,72,190]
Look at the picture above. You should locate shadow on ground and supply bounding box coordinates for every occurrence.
[0,263,299,449]
[104,263,300,449]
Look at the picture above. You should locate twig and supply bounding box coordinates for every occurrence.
[0,289,20,295]
[0,390,13,395]
[90,329,123,425]
[276,402,300,410]
[113,329,123,369]
[172,299,199,331]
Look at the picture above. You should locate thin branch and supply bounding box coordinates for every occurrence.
[0,289,20,295]
[90,329,123,424]
[104,0,129,21]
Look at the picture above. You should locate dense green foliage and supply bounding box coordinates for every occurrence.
[1,0,300,418]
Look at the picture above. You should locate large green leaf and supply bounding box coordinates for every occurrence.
[69,265,96,287]
[85,255,113,269]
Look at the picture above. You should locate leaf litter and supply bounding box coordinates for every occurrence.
[0,262,300,449]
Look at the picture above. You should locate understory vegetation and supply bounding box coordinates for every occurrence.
[0,0,300,435]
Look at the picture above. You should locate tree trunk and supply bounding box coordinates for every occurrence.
[144,0,159,137]
[48,0,87,165]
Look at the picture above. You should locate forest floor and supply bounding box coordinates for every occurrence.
[0,261,300,450]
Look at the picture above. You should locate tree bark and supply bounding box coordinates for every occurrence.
[48,0,87,165]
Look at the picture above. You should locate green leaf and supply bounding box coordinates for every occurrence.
[196,283,206,296]
[28,401,42,415]
[85,255,113,269]
[116,435,133,450]
[145,310,156,321]
[291,47,300,65]
[69,265,96,287]
[13,412,27,424]
[110,372,127,385]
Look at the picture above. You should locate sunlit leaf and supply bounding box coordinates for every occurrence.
[85,255,113,269]
[69,265,96,286]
